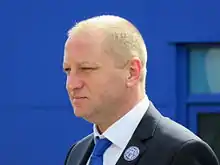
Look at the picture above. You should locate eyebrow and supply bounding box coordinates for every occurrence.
[63,61,101,68]
[79,61,100,66]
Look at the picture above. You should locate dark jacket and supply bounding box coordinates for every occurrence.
[65,102,219,165]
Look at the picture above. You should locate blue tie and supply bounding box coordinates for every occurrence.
[89,138,112,165]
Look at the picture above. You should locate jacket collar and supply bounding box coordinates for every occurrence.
[115,101,162,165]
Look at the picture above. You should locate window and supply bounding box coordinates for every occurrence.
[176,44,220,161]
[198,113,220,159]
[189,47,220,94]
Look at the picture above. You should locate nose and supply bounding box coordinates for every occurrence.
[66,74,83,91]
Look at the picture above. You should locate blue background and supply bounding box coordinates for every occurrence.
[0,0,220,164]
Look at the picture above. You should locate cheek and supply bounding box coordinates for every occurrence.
[102,75,125,95]
[86,71,126,96]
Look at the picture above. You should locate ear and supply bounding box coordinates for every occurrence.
[126,57,141,87]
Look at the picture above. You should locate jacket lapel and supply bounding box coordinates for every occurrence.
[116,102,162,165]
[67,134,94,165]
[79,136,94,165]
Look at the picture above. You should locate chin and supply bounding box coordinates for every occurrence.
[74,111,96,124]
[73,110,85,117]
[73,108,90,118]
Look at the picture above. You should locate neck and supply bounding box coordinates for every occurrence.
[96,89,145,134]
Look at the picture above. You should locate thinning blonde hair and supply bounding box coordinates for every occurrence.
[68,15,147,85]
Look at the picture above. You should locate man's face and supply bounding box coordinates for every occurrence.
[63,33,128,122]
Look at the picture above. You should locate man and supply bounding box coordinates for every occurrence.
[63,15,219,165]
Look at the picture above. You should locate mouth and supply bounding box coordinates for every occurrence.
[71,96,88,102]
[71,97,88,106]
[72,96,87,99]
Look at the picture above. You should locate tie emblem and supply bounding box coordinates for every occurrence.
[123,146,140,161]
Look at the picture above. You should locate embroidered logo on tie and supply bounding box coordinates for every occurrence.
[123,146,140,161]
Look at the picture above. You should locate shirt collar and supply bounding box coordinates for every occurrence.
[93,95,149,148]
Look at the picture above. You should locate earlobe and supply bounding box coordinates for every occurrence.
[126,58,141,87]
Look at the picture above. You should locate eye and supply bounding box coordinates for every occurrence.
[64,67,71,75]
[79,67,98,73]
[79,67,97,72]
[80,67,94,70]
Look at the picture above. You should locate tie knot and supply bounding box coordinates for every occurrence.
[92,138,112,157]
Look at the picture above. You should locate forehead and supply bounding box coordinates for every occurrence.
[64,35,103,63]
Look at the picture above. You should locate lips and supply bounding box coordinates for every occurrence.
[71,97,87,105]
[71,96,87,102]
[72,96,87,99]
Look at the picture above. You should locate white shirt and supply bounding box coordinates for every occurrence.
[87,95,149,165]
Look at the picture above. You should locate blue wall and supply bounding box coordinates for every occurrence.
[1,0,220,164]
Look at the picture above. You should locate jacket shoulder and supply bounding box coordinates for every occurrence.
[157,117,201,143]
[170,139,219,165]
